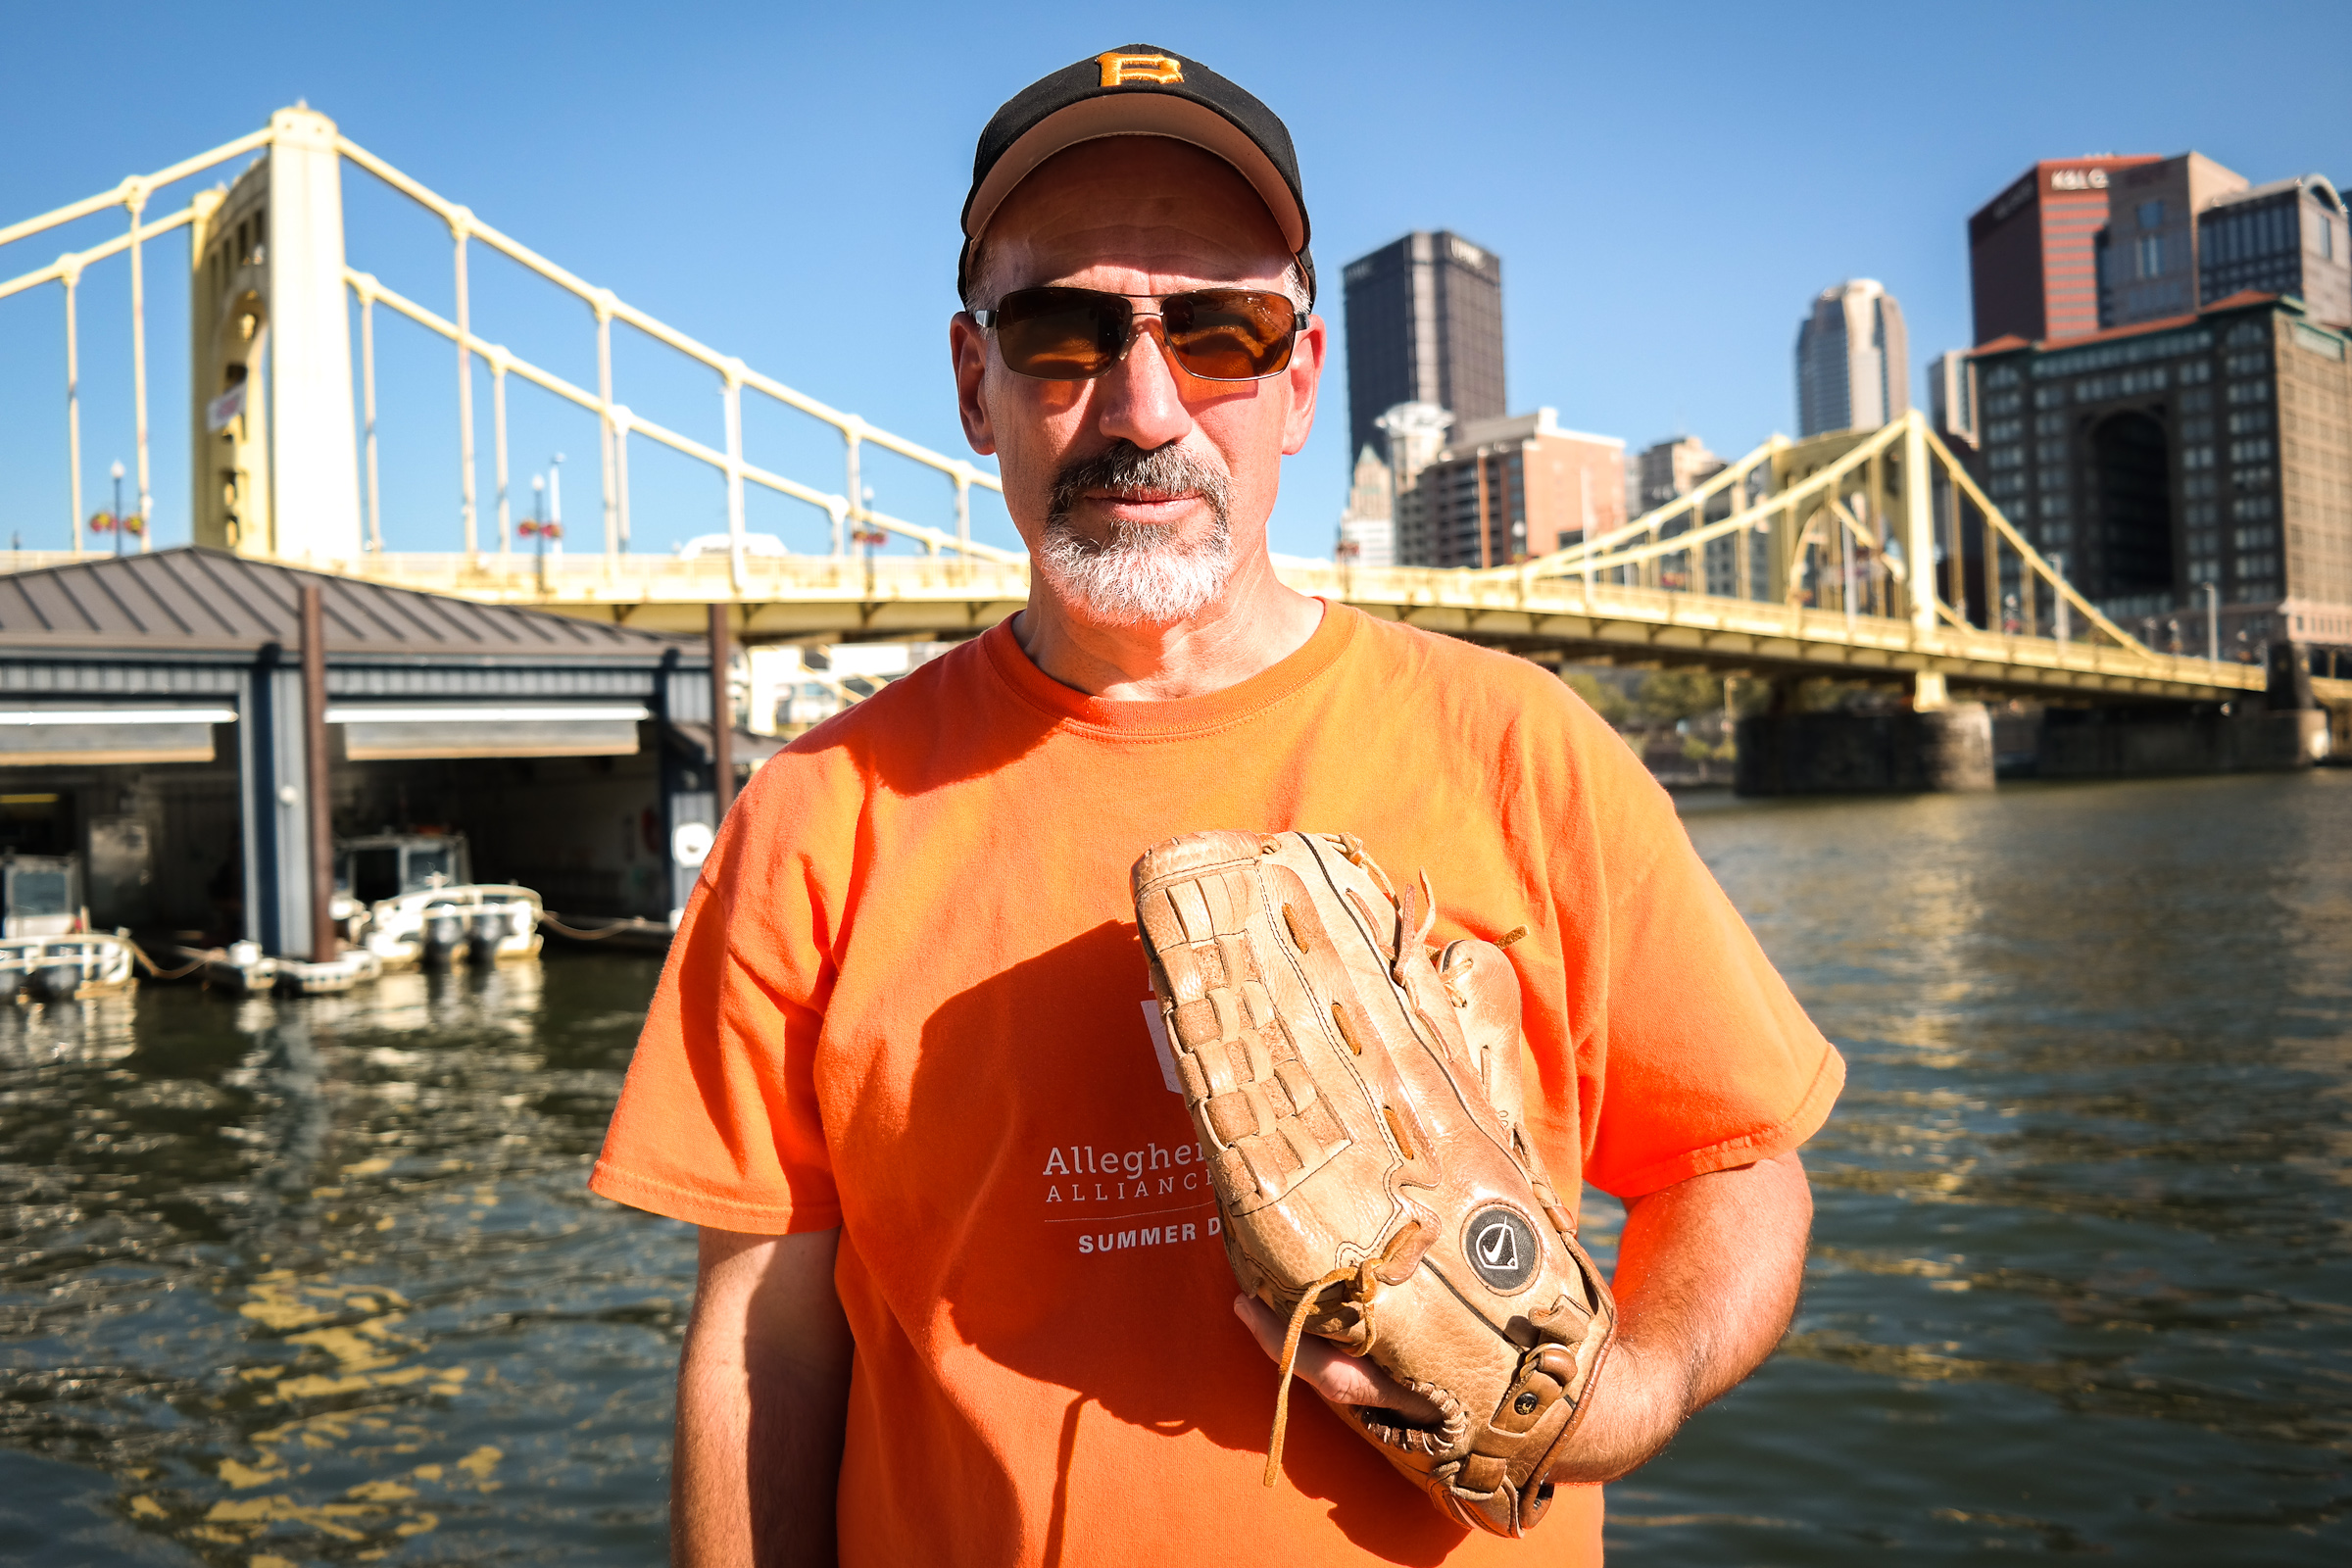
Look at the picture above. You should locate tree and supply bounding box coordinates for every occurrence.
[1635,669,1721,723]
[1560,669,1630,726]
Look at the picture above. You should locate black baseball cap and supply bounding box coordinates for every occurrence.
[958,45,1314,307]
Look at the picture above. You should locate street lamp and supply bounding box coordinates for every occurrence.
[91,460,136,557]
[519,472,562,591]
[2199,581,2219,662]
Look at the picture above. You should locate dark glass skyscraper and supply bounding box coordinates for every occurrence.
[1341,231,1506,467]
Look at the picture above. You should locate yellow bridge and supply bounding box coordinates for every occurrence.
[3,107,2328,711]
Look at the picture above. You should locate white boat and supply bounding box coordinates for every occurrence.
[163,938,382,997]
[332,833,543,970]
[1,853,137,1002]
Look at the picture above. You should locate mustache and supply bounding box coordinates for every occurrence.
[1046,441,1233,539]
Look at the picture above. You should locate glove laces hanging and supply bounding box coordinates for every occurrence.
[1264,1267,1352,1487]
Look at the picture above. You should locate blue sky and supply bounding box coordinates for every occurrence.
[2,1,2346,560]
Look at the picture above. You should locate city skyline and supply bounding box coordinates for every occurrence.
[1,0,2345,564]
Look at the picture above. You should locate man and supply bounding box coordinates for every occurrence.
[591,45,1840,1566]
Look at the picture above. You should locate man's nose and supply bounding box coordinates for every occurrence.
[1093,319,1195,452]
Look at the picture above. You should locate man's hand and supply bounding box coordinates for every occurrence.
[1234,1152,1813,1484]
[673,1226,854,1568]
[1232,1295,1445,1422]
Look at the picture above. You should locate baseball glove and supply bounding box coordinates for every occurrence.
[1132,829,1616,1538]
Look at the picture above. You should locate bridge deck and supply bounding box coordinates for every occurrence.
[135,551,2278,704]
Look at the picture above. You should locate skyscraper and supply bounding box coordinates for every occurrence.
[1795,280,1910,437]
[1342,231,1506,468]
[1969,157,2160,345]
[1926,350,1978,447]
[2198,175,2351,328]
[2098,153,2249,330]
[1336,445,1396,568]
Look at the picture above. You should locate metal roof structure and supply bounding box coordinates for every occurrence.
[0,548,694,660]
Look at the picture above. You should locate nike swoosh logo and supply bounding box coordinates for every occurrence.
[1479,1226,1513,1265]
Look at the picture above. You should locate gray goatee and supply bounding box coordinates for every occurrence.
[1038,441,1234,626]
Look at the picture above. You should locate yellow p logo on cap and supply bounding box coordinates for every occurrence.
[1096,51,1184,87]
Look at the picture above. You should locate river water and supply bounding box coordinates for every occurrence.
[2,771,2346,1564]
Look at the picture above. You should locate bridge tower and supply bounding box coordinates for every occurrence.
[187,107,363,561]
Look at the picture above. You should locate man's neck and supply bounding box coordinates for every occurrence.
[1012,552,1325,701]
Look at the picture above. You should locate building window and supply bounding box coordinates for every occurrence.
[1987,445,2025,469]
[2232,464,2275,490]
[2032,386,2065,411]
[2137,199,2166,229]
[2227,437,2275,463]
[1984,365,2022,390]
[2322,219,2336,261]
[2225,379,2272,405]
[2183,444,2216,469]
[2226,410,2274,435]
[2230,495,2278,521]
[2179,362,2212,386]
[1986,417,2024,443]
[2038,466,2069,492]
[2232,524,2277,550]
[2034,439,2066,463]
[2040,493,2071,518]
[2136,232,2164,278]
[2034,413,2068,435]
[1988,472,2027,499]
[1986,391,2024,416]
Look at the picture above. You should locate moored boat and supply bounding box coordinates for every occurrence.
[333,833,543,970]
[1,853,137,1002]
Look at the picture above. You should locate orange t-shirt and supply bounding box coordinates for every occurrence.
[591,602,1842,1565]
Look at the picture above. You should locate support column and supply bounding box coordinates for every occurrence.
[1901,412,1938,654]
[239,647,314,954]
[264,108,364,561]
[655,650,715,925]
[710,603,735,822]
[301,584,336,960]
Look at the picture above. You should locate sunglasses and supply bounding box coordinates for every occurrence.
[974,286,1305,382]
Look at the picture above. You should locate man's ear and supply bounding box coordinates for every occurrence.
[950,312,997,457]
[1280,314,1326,458]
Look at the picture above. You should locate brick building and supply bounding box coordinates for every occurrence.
[1394,410,1624,569]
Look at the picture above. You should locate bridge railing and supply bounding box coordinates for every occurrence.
[332,132,1015,581]
[0,110,1011,578]
[1463,412,2171,662]
[1,126,274,551]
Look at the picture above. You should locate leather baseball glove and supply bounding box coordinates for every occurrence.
[1133,829,1616,1537]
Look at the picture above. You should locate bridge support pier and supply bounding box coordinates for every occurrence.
[1735,703,1993,796]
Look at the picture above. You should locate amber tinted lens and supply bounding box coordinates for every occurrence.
[991,288,1130,380]
[1161,289,1299,379]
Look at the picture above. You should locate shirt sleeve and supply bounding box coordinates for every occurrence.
[586,744,853,1234]
[1522,683,1844,1200]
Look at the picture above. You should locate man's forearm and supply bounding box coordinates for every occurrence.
[673,1227,855,1567]
[1551,1151,1814,1481]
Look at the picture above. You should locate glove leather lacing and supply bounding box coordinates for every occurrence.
[1264,1268,1352,1487]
